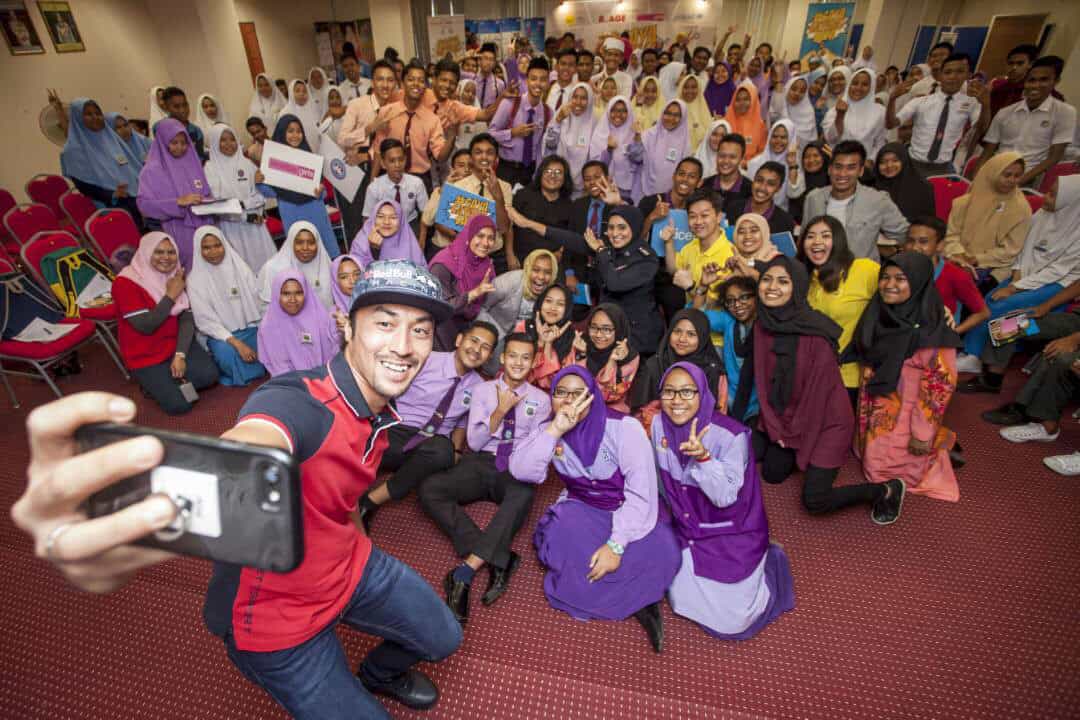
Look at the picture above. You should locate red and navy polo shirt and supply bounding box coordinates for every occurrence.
[203,352,399,652]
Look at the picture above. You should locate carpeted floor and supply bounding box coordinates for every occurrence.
[1,346,1078,719]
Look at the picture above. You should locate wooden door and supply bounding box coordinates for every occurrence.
[238,22,265,82]
[978,14,1047,78]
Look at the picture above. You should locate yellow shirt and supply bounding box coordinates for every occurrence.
[807,257,880,388]
[675,234,735,346]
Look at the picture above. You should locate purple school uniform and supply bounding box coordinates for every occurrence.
[488,96,547,166]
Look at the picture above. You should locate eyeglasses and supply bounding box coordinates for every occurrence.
[553,388,587,399]
[724,293,755,309]
[543,167,565,177]
[588,324,615,335]
[660,388,700,401]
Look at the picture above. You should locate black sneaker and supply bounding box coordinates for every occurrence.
[958,376,1001,395]
[871,479,905,526]
[981,403,1026,426]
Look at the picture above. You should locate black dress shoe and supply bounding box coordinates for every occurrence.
[481,552,520,606]
[958,376,1001,394]
[633,601,664,653]
[443,571,470,624]
[357,501,379,534]
[982,402,1027,426]
[360,668,439,710]
[948,448,966,469]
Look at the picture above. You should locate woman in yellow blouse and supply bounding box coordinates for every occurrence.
[800,215,880,402]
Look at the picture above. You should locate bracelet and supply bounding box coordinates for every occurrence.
[695,452,712,463]
[605,539,625,556]
[174,352,186,358]
[693,285,709,296]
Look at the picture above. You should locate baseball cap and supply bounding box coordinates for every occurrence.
[349,259,452,323]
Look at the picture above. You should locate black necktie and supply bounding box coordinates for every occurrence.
[402,377,461,451]
[928,95,952,162]
[402,112,415,172]
[481,76,489,106]
[555,89,564,111]
[522,108,535,167]
[394,184,401,204]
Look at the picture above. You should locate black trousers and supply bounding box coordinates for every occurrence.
[378,424,456,501]
[131,342,219,415]
[496,160,535,189]
[419,452,537,570]
[752,430,883,515]
[1015,351,1080,423]
[655,272,688,325]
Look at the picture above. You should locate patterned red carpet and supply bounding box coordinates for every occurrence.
[1,346,1079,719]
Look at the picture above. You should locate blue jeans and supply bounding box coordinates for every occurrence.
[224,547,462,720]
[963,280,1065,357]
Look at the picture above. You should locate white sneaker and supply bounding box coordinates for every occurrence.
[1044,452,1080,476]
[954,353,983,374]
[1000,422,1061,443]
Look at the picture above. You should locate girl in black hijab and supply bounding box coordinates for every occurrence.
[629,307,723,412]
[575,302,641,411]
[790,141,831,225]
[873,142,937,222]
[850,251,964,503]
[524,283,576,390]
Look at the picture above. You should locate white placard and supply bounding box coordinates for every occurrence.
[259,139,324,198]
[76,272,113,308]
[12,317,79,343]
[320,138,366,202]
[191,198,244,216]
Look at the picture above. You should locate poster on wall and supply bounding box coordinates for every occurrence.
[354,19,375,66]
[475,19,501,53]
[522,17,545,55]
[498,17,521,57]
[798,2,855,67]
[37,1,81,52]
[1,0,44,55]
[314,21,362,81]
[427,15,464,61]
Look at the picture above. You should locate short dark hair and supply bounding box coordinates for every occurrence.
[561,32,575,40]
[403,59,427,78]
[245,116,266,129]
[379,138,405,156]
[527,56,550,73]
[557,48,577,62]
[464,319,500,345]
[642,48,658,60]
[719,132,746,155]
[676,156,704,177]
[718,274,757,302]
[383,47,400,61]
[728,43,742,52]
[755,161,786,183]
[479,42,498,56]
[757,42,773,53]
[582,160,608,176]
[909,215,947,242]
[1032,55,1065,79]
[341,53,359,66]
[469,132,498,153]
[577,49,594,61]
[450,148,471,165]
[832,139,867,165]
[930,41,954,55]
[371,59,395,76]
[503,331,536,352]
[545,36,558,46]
[692,46,711,58]
[435,58,461,80]
[1008,44,1039,62]
[943,53,972,71]
[686,188,723,213]
[886,65,899,73]
[798,215,854,293]
[161,86,186,103]
[532,155,573,196]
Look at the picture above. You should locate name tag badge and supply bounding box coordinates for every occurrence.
[524,399,538,416]
[503,429,513,439]
[462,389,472,406]
[238,169,246,180]
[193,179,204,190]
[115,154,128,165]
[1041,120,1051,128]
[229,286,240,298]
[666,148,678,162]
[577,134,588,147]
[300,332,313,344]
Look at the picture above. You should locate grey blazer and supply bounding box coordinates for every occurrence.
[802,185,910,262]
[477,270,526,335]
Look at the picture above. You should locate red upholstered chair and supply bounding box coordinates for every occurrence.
[962,154,979,180]
[0,188,16,259]
[927,175,971,223]
[3,203,60,248]
[25,174,72,224]
[1039,162,1079,194]
[84,208,139,273]
[0,257,126,408]
[1023,189,1045,214]
[59,189,98,241]
[265,215,285,239]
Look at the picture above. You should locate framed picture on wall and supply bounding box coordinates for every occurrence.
[37,1,83,52]
[0,0,45,55]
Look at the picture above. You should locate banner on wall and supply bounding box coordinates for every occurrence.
[354,19,375,66]
[523,17,545,54]
[314,21,364,78]
[798,2,855,66]
[427,15,465,60]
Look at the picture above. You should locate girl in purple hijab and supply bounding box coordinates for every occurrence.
[348,199,426,268]
[257,268,339,376]
[652,361,795,640]
[510,366,680,652]
[704,61,736,116]
[136,118,214,271]
[329,253,362,315]
[588,96,644,201]
[428,214,497,349]
[640,99,691,196]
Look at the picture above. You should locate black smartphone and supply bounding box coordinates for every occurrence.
[78,422,304,573]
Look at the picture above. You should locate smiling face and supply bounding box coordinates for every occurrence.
[802,220,833,267]
[81,101,105,132]
[610,100,628,127]
[848,71,872,101]
[759,264,794,307]
[668,318,700,356]
[600,78,617,102]
[470,138,497,176]
[167,132,189,158]
[501,339,535,383]
[688,199,720,242]
[540,159,566,193]
[292,81,309,105]
[551,372,588,416]
[735,218,763,256]
[661,102,682,130]
[435,70,459,101]
[469,226,496,258]
[639,79,658,106]
[1024,65,1056,107]
[218,129,238,157]
[201,96,219,119]
[151,239,178,273]
[588,309,616,350]
[293,230,318,263]
[540,286,568,323]
[336,258,360,297]
[786,79,807,106]
[455,325,496,370]
[733,88,751,115]
[828,71,846,96]
[526,68,549,101]
[257,75,273,98]
[725,282,757,322]
[606,214,634,249]
[680,77,699,103]
[279,279,305,315]
[828,152,863,194]
[877,150,901,179]
[713,63,730,84]
[309,70,325,89]
[529,255,555,296]
[660,367,700,426]
[927,46,950,72]
[285,120,304,148]
[769,124,789,154]
[374,203,399,239]
[904,224,941,258]
[570,86,589,115]
[165,93,190,122]
[752,169,782,204]
[200,233,225,265]
[717,141,743,177]
[557,53,576,84]
[348,303,434,403]
[372,65,396,103]
[803,146,824,173]
[879,264,912,305]
[672,161,702,199]
[995,161,1025,194]
[404,67,427,102]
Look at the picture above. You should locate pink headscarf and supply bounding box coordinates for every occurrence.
[117,231,190,315]
[429,214,495,314]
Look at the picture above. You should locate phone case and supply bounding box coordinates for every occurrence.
[79,423,304,573]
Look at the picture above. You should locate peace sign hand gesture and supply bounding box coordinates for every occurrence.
[597,174,622,206]
[550,390,595,436]
[678,418,711,461]
[611,338,630,363]
[467,269,495,303]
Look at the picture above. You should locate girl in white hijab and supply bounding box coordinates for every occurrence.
[278,79,321,152]
[823,67,886,164]
[545,82,598,195]
[746,119,804,211]
[307,67,331,120]
[456,78,487,151]
[256,220,334,311]
[194,93,230,141]
[188,226,266,386]
[658,61,685,103]
[779,75,819,146]
[817,66,851,114]
[148,85,168,127]
[203,123,276,272]
[248,72,286,128]
[693,118,732,178]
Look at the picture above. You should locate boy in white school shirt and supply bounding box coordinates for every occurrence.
[363,138,428,238]
[887,52,989,177]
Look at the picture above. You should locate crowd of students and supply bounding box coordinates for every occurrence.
[30,24,1080,717]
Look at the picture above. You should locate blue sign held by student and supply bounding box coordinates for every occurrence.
[651,209,731,257]
[435,185,496,233]
[771,231,797,257]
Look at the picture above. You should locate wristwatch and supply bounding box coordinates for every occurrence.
[693,285,709,296]
[605,539,625,556]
